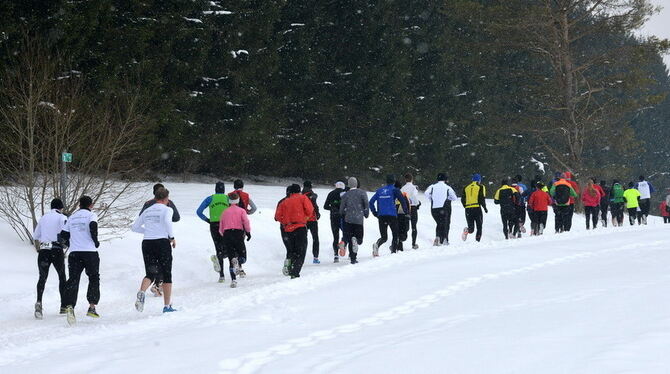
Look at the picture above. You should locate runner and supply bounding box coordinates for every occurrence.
[394,180,411,252]
[32,198,68,319]
[139,183,180,297]
[623,182,642,225]
[370,175,408,255]
[232,179,258,215]
[324,181,347,262]
[302,181,321,264]
[582,180,602,230]
[219,192,251,288]
[461,173,487,242]
[598,179,610,227]
[275,184,314,278]
[527,182,552,235]
[61,196,101,325]
[277,186,292,274]
[196,182,230,283]
[131,188,177,313]
[635,176,654,225]
[339,177,370,263]
[494,179,521,239]
[425,173,458,246]
[610,180,625,227]
[550,174,578,233]
[401,173,421,249]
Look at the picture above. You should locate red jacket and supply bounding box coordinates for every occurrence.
[233,189,250,210]
[275,193,314,232]
[528,190,552,212]
[581,188,601,207]
[564,172,580,204]
[660,201,669,217]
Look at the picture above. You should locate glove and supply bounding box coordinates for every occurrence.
[246,232,251,241]
[416,202,421,210]
[94,240,100,248]
[316,212,321,220]
[484,207,488,214]
[205,218,211,224]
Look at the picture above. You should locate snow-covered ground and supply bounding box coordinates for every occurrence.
[1,182,669,374]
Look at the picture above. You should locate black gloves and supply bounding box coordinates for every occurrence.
[94,240,100,248]
[483,207,488,214]
[205,218,211,224]
[316,212,321,220]
[246,232,251,241]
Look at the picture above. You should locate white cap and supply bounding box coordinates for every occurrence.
[335,181,345,189]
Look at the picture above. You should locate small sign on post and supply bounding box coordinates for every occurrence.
[62,153,73,163]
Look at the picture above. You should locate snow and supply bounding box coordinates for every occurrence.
[203,10,233,15]
[530,156,546,173]
[231,50,249,58]
[183,17,203,24]
[1,182,669,373]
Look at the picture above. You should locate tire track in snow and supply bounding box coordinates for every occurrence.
[217,240,665,374]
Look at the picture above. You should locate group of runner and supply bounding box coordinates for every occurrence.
[30,173,666,324]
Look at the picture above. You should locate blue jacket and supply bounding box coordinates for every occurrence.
[196,195,213,222]
[369,184,408,217]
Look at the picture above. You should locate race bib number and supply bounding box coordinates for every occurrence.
[39,242,53,250]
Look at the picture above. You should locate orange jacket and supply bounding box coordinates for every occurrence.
[274,193,314,232]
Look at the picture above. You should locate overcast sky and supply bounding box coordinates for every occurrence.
[641,0,670,69]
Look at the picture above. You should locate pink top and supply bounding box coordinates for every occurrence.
[581,188,602,207]
[219,205,251,234]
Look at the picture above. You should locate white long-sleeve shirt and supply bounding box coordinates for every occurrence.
[63,209,98,252]
[425,181,458,209]
[131,203,174,240]
[32,209,67,249]
[401,182,420,206]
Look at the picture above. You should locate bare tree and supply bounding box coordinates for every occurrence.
[0,35,149,246]
[497,0,668,178]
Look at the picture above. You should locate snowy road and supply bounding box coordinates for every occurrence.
[1,182,668,373]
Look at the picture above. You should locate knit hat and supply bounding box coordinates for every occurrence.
[472,173,482,182]
[348,177,358,189]
[50,198,64,210]
[437,173,446,181]
[288,184,301,194]
[233,179,244,189]
[386,174,396,185]
[215,181,225,193]
[335,181,345,189]
[303,180,312,189]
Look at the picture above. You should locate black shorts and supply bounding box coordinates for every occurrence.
[142,239,173,283]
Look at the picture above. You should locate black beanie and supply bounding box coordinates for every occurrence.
[303,180,312,189]
[437,173,446,181]
[50,198,64,210]
[234,179,244,189]
[215,181,225,193]
[289,184,301,194]
[386,174,396,185]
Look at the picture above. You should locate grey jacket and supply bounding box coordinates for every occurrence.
[339,188,369,225]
